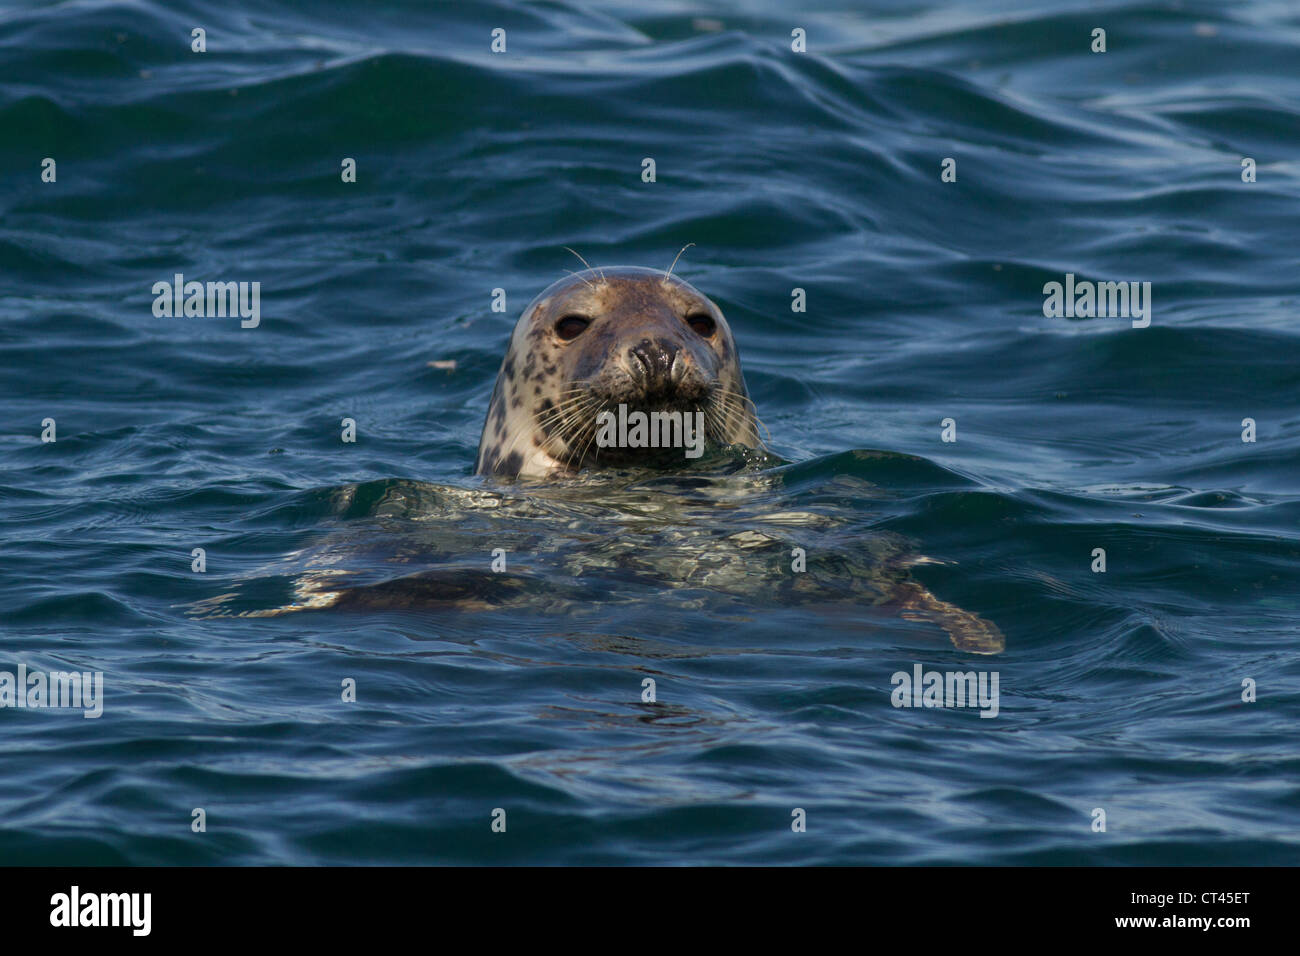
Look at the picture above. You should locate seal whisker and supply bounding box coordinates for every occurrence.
[573,416,604,471]
[563,247,605,285]
[565,395,610,471]
[538,395,602,461]
[703,391,736,443]
[568,400,606,460]
[711,386,771,446]
[561,268,595,291]
[497,391,594,472]
[663,243,695,285]
[554,400,601,449]
[534,394,595,440]
[714,398,744,446]
[702,401,727,447]
[709,394,754,449]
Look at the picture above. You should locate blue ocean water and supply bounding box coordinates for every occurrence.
[1,0,1298,865]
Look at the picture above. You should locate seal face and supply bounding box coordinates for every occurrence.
[475,266,761,479]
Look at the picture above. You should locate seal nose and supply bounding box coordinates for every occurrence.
[629,338,680,390]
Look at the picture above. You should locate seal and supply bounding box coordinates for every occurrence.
[475,265,761,479]
[189,262,1006,654]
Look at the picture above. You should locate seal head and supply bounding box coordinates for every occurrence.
[475,266,760,478]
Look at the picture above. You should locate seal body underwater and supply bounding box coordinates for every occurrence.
[475,266,760,479]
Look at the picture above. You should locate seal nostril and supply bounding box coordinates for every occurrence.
[629,345,650,374]
[670,350,686,383]
[629,340,679,385]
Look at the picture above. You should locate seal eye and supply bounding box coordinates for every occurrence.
[555,315,590,341]
[687,313,716,338]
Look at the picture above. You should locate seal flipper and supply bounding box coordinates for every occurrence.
[892,579,1005,655]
